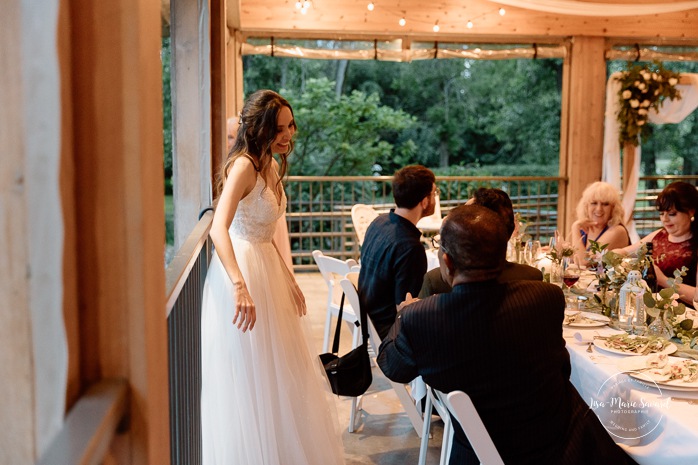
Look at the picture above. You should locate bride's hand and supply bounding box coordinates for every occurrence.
[233,282,256,331]
[292,281,307,316]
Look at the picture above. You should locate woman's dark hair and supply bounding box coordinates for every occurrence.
[656,181,698,240]
[215,90,296,200]
[392,165,435,209]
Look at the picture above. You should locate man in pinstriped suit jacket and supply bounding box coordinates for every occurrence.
[378,205,635,465]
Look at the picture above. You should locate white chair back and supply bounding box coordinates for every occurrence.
[351,204,379,246]
[436,389,505,465]
[312,250,359,352]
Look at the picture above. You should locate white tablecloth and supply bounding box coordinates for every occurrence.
[565,328,698,465]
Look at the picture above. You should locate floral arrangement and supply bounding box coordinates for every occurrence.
[616,61,682,146]
[546,232,574,265]
[587,240,633,316]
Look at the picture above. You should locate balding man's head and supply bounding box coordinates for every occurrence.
[440,205,508,281]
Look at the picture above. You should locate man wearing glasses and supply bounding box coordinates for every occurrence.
[358,165,438,340]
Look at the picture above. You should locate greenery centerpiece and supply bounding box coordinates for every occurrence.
[644,267,688,341]
[616,62,682,146]
[586,240,652,319]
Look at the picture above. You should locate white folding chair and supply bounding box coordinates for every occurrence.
[312,250,360,353]
[340,274,425,438]
[418,385,453,465]
[436,389,505,465]
[350,204,379,246]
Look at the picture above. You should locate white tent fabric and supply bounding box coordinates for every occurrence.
[602,73,698,243]
[489,0,698,16]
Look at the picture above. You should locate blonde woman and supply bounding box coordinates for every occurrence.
[570,181,630,264]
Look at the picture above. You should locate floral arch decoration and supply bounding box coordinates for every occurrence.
[602,64,698,243]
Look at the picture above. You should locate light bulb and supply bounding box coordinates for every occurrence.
[433,23,440,32]
[466,20,473,29]
[499,8,506,16]
[303,0,311,8]
[301,7,308,14]
[399,17,406,26]
[295,1,302,9]
[367,2,374,11]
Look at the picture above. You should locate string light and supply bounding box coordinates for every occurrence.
[296,0,312,14]
[358,4,505,32]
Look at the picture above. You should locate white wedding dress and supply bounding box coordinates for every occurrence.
[201,175,345,465]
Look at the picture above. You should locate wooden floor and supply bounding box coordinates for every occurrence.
[296,272,445,465]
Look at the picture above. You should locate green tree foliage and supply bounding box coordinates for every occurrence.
[281,78,416,176]
[162,37,173,194]
[341,58,562,170]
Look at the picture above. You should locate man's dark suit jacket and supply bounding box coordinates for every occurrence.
[378,280,635,465]
[418,261,542,298]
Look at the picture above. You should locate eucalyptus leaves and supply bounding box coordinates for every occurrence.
[616,62,681,146]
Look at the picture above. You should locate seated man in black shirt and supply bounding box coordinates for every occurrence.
[358,165,437,339]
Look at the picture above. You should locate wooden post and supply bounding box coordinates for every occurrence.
[65,0,170,462]
[211,0,227,200]
[560,36,607,237]
[171,0,212,248]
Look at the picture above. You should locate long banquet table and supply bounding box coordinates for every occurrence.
[565,327,698,465]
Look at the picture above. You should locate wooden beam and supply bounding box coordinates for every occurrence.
[67,0,170,462]
[237,0,698,40]
[561,36,607,237]
[1,2,36,462]
[212,0,227,199]
[171,0,213,247]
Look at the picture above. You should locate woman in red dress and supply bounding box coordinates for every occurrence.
[616,181,698,305]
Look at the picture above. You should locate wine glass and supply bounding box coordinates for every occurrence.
[562,256,581,308]
[524,240,541,267]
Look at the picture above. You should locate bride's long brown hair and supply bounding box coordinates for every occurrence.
[215,90,296,203]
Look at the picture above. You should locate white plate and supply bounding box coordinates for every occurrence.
[593,336,677,356]
[618,356,698,391]
[563,310,610,328]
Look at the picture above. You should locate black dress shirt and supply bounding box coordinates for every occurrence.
[358,210,427,340]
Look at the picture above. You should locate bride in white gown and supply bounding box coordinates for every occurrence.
[201,90,345,465]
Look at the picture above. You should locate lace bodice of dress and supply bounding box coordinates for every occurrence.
[230,175,286,243]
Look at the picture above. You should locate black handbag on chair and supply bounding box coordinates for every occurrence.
[319,293,372,397]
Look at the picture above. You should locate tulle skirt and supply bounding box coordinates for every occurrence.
[201,239,345,465]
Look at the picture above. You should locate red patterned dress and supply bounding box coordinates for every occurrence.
[652,229,697,286]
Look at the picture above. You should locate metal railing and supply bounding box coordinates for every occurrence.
[165,210,213,465]
[284,175,563,270]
